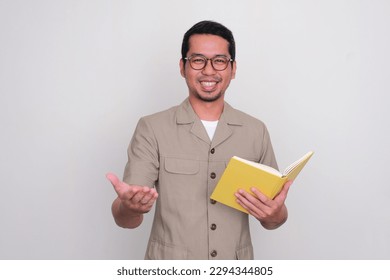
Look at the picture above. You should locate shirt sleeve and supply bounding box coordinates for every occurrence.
[123,117,159,188]
[259,125,279,171]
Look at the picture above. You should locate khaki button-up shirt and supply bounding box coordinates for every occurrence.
[124,98,277,259]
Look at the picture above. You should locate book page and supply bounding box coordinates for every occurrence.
[233,156,282,177]
[283,151,314,176]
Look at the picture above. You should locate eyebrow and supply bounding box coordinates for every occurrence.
[189,53,229,58]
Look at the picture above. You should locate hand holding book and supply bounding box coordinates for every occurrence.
[235,181,292,229]
[210,151,314,214]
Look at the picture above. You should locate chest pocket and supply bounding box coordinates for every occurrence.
[164,157,199,175]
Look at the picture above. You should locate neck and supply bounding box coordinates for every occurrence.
[189,96,224,121]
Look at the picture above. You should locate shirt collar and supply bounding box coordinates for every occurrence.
[176,98,244,126]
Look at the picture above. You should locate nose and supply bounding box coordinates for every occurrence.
[202,59,216,75]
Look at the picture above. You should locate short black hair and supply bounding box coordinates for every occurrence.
[181,20,236,62]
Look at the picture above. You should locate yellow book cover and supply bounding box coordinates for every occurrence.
[210,151,314,213]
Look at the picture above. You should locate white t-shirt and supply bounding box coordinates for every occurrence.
[201,120,219,140]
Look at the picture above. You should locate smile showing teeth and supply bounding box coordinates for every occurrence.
[201,81,217,87]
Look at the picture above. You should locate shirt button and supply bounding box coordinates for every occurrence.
[210,148,215,154]
[210,250,217,257]
[210,223,217,230]
[210,199,217,204]
[210,172,216,179]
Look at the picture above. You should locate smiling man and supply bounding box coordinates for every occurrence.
[107,21,291,260]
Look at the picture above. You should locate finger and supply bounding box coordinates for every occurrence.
[131,187,154,203]
[138,189,156,204]
[237,188,271,209]
[140,196,158,210]
[235,191,265,219]
[250,187,271,205]
[236,190,265,212]
[274,180,293,203]
[106,172,138,198]
[134,190,158,213]
[283,180,293,193]
[106,172,123,194]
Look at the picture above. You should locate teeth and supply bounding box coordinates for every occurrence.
[201,82,217,87]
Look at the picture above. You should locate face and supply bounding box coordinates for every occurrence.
[180,34,236,103]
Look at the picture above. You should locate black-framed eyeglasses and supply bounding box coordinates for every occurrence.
[184,54,233,71]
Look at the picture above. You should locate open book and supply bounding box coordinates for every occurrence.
[210,151,314,213]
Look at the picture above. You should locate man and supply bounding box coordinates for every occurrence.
[107,20,292,259]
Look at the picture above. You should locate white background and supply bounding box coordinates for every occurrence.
[0,0,389,259]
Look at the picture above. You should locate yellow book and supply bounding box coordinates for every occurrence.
[210,151,314,213]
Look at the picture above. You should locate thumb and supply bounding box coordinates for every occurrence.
[275,180,293,202]
[106,172,123,195]
[281,180,293,196]
[284,180,293,193]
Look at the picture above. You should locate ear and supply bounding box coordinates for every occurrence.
[231,60,237,79]
[179,59,186,78]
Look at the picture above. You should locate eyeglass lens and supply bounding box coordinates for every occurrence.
[188,55,230,71]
